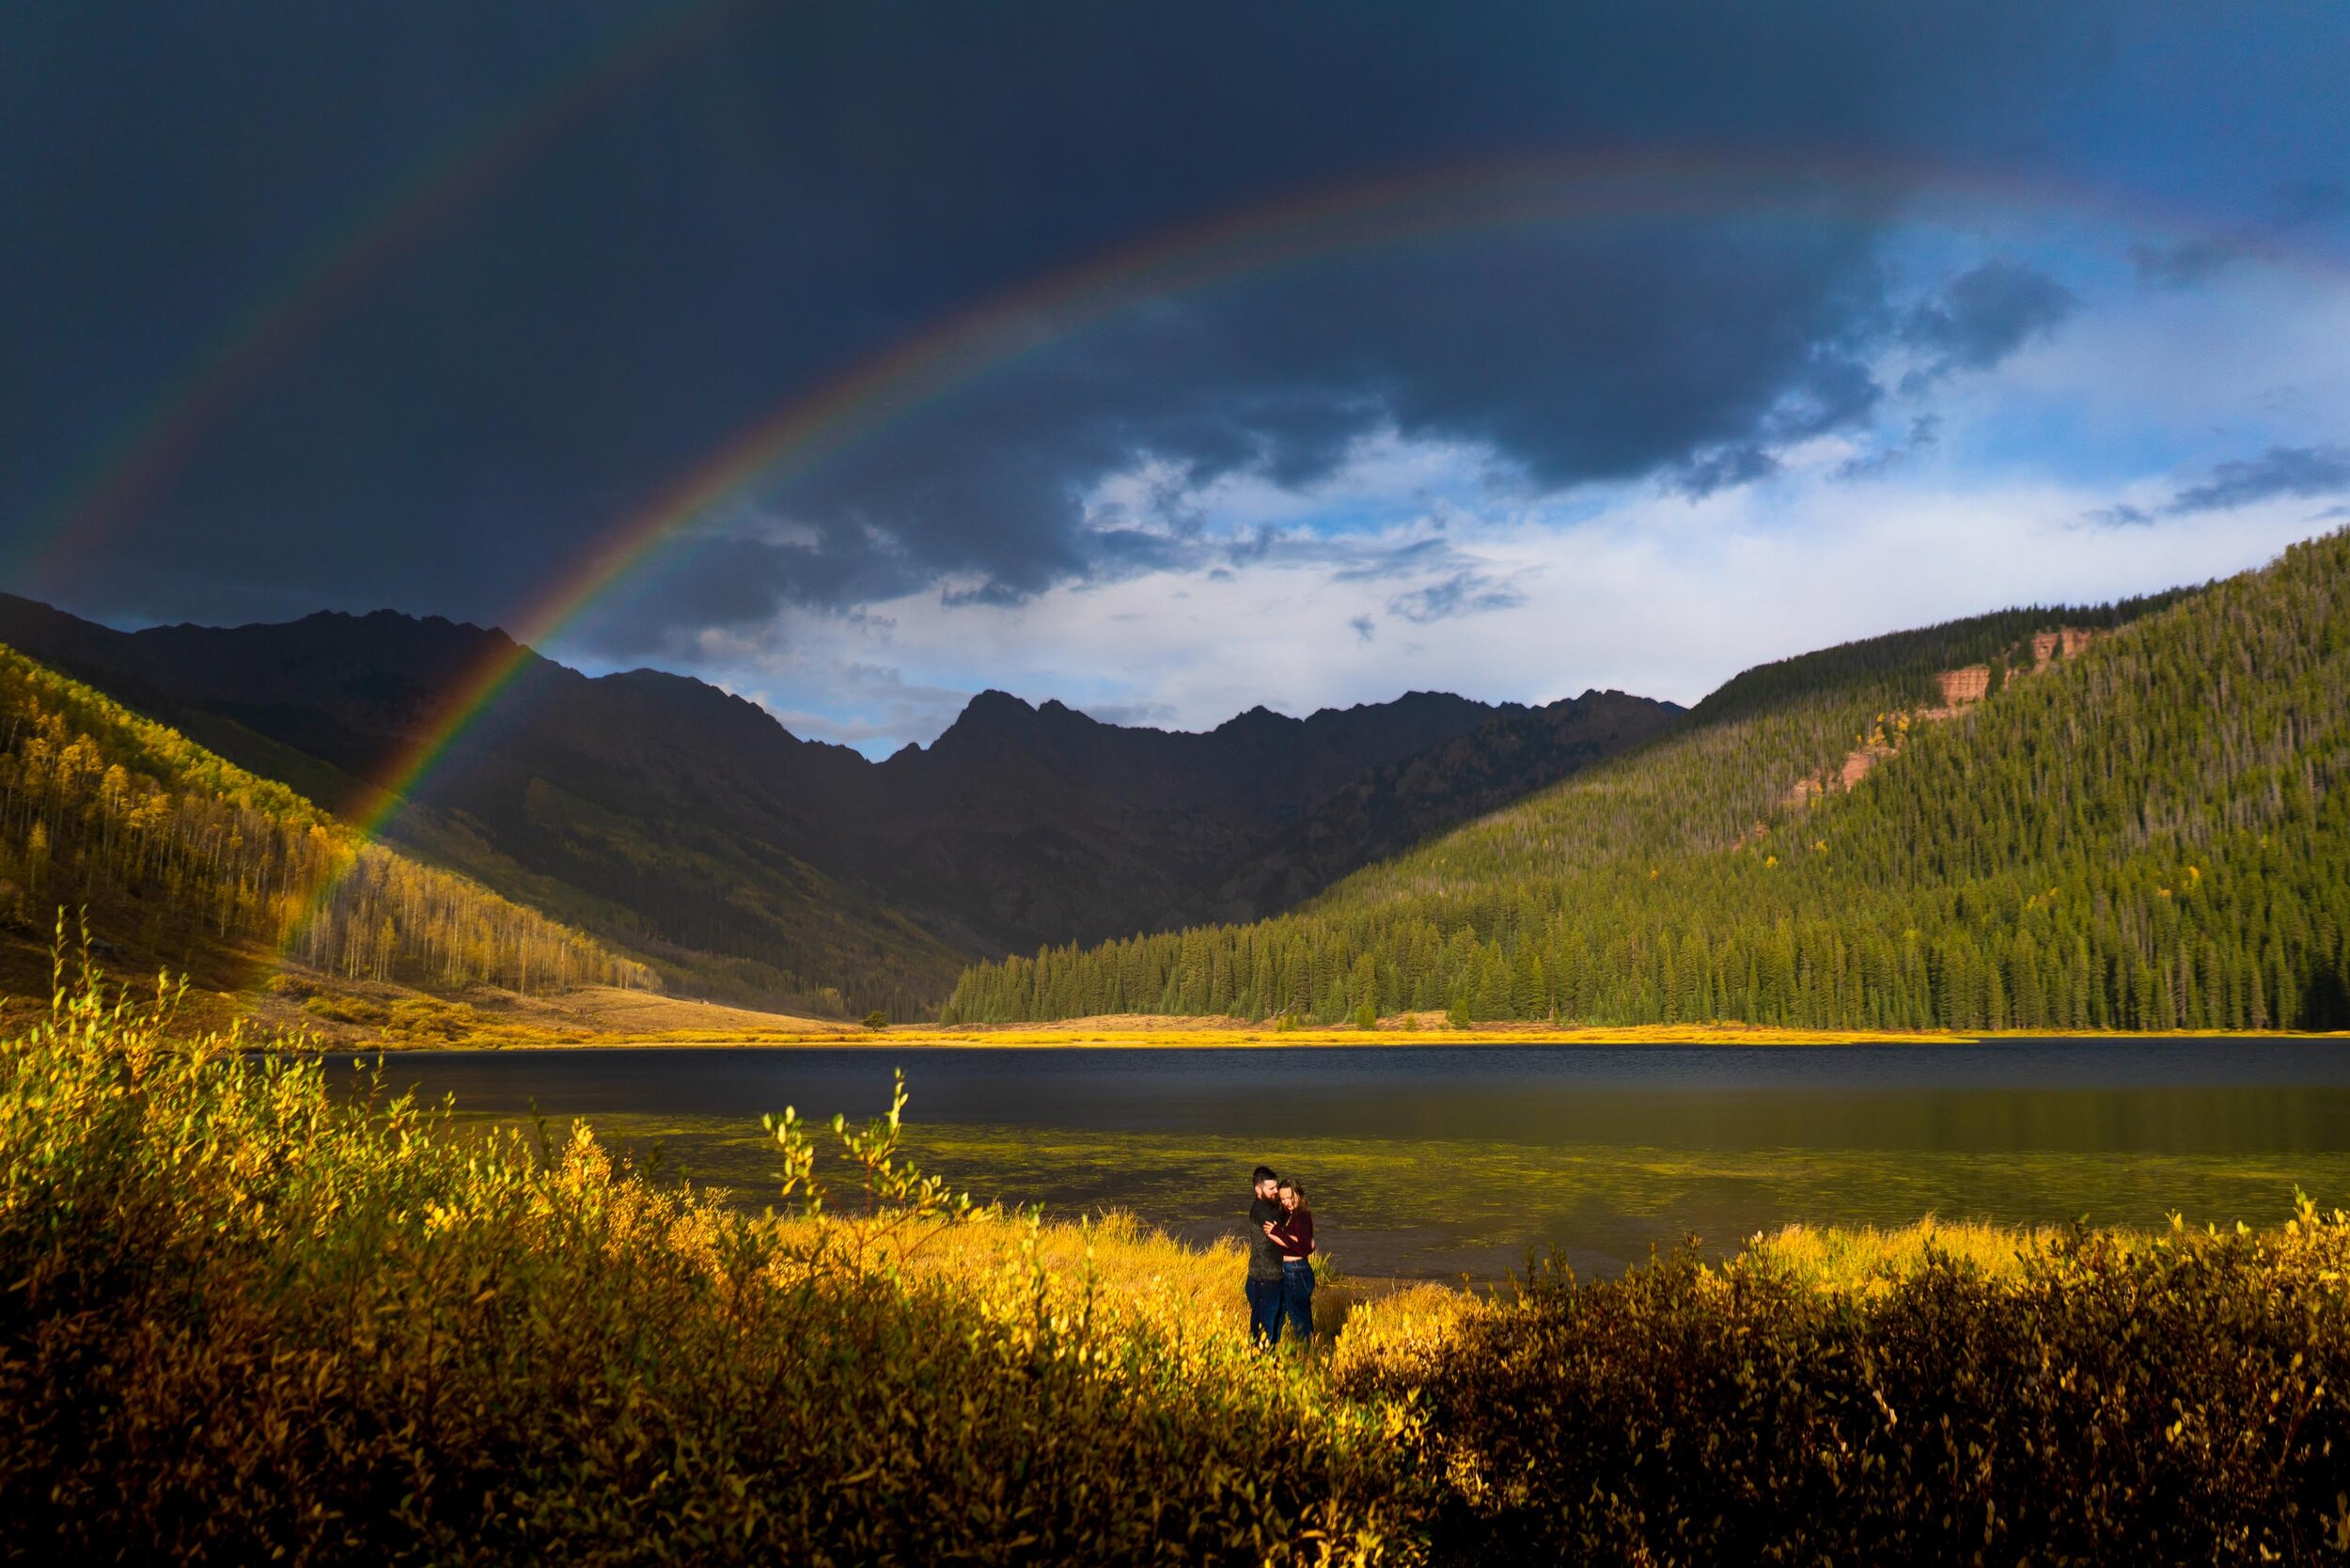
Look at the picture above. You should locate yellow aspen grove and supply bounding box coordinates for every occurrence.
[0,648,654,996]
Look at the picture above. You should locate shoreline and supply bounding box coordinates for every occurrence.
[279,1021,2350,1051]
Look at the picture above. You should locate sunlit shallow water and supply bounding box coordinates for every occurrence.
[326,1041,2350,1278]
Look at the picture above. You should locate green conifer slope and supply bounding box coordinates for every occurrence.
[944,532,2350,1031]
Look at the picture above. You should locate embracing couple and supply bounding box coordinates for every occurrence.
[1244,1165,1316,1348]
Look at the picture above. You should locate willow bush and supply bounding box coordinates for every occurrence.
[1340,1215,2350,1565]
[0,949,1418,1565]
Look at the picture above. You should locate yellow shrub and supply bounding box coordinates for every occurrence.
[1331,1283,1486,1391]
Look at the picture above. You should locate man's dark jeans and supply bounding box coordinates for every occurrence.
[1245,1277,1285,1346]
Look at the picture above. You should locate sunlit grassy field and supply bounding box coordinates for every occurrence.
[411,1105,2350,1280]
[10,958,2350,1562]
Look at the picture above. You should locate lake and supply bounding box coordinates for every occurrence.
[334,1039,2350,1279]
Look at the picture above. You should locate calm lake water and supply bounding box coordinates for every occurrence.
[332,1041,2350,1279]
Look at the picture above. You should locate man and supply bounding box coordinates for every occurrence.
[1244,1165,1286,1346]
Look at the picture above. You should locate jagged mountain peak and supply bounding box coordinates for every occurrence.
[0,592,1678,1005]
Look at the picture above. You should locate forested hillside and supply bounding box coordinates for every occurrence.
[1684,591,2192,726]
[0,598,967,1016]
[0,644,652,999]
[944,534,2350,1031]
[0,597,1675,1012]
[1197,688,1682,922]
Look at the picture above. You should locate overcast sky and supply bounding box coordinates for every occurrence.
[7,2,2347,753]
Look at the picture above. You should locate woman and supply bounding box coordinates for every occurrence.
[1262,1179,1316,1348]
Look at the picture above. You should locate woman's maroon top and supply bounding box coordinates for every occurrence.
[1268,1210,1314,1258]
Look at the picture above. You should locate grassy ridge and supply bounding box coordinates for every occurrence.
[8,963,2350,1561]
[946,533,2350,1031]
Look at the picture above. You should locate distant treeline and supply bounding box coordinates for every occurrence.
[0,648,652,995]
[944,533,2350,1031]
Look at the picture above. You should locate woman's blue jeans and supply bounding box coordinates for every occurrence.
[1245,1277,1285,1345]
[1279,1259,1315,1346]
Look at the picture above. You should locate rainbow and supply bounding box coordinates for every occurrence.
[270,148,2292,964]
[11,0,740,595]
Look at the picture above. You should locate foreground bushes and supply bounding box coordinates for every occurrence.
[9,957,2350,1564]
[1342,1216,2350,1564]
[0,964,1416,1564]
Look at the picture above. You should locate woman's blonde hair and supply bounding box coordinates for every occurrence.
[1277,1179,1310,1215]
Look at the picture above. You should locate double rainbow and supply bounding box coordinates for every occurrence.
[39,130,2281,969]
[316,146,2111,864]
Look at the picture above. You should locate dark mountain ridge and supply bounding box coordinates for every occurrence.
[0,595,1679,1011]
[943,539,2337,1031]
[1201,687,1681,923]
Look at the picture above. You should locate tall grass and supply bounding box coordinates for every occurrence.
[1741,1215,2069,1291]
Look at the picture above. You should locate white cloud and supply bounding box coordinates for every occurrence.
[1987,265,2350,453]
[618,242,2350,758]
[676,462,2331,756]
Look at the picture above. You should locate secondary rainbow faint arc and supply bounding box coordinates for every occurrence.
[273,148,2272,959]
[13,0,741,594]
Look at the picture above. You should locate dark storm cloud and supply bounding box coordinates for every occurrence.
[720,212,1899,624]
[1662,349,1891,494]
[2169,447,2350,514]
[1900,261,2078,385]
[601,498,1510,660]
[4,1,2339,643]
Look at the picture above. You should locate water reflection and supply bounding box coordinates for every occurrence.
[328,1041,2350,1278]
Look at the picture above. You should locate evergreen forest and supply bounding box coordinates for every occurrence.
[943,532,2350,1031]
